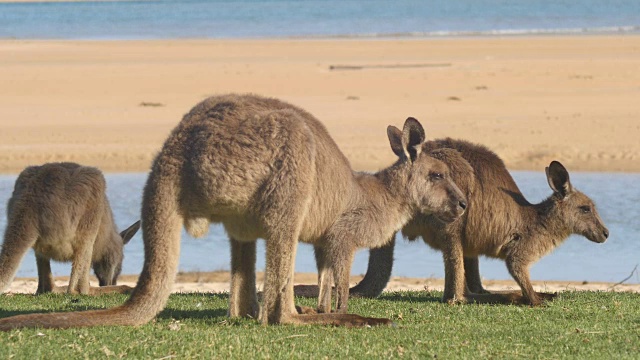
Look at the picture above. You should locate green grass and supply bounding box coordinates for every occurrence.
[1,291,639,359]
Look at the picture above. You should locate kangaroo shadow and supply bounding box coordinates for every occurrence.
[156,292,230,322]
[0,303,108,318]
[156,308,229,322]
[377,291,443,304]
[294,284,443,304]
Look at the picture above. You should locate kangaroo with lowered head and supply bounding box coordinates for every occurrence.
[0,94,466,330]
[0,162,140,295]
[350,138,609,306]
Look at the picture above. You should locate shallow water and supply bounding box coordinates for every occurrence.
[0,0,639,39]
[0,170,638,284]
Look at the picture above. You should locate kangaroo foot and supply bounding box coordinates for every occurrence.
[536,292,558,301]
[50,285,67,294]
[51,285,134,295]
[466,291,557,306]
[502,291,557,306]
[295,305,318,315]
[444,295,467,305]
[89,285,134,295]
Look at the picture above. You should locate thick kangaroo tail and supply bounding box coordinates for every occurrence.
[0,162,183,331]
[349,237,395,298]
[0,207,38,293]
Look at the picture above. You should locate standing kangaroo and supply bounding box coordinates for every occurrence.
[0,162,140,295]
[0,94,466,330]
[350,138,609,306]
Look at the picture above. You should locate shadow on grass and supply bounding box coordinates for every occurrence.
[157,308,229,322]
[378,291,443,304]
[0,305,109,318]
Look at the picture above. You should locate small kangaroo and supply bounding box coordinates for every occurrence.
[0,162,140,295]
[350,138,609,306]
[0,94,466,330]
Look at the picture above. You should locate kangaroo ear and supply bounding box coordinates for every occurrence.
[387,125,405,159]
[545,161,573,198]
[120,220,141,245]
[401,117,425,162]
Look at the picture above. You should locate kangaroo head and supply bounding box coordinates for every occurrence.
[94,220,140,286]
[387,117,467,223]
[546,161,609,243]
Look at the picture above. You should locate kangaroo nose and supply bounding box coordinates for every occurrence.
[458,200,467,210]
[603,228,609,239]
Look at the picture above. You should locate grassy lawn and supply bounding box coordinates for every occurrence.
[0,290,638,359]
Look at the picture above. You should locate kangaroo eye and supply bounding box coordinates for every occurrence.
[579,205,591,214]
[430,172,444,181]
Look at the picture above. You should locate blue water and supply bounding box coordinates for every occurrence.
[0,171,638,284]
[0,0,639,40]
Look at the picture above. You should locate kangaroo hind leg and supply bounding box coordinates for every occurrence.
[36,253,54,294]
[228,237,259,319]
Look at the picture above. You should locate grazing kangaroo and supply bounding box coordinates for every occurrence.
[350,138,609,306]
[0,94,466,330]
[0,162,140,295]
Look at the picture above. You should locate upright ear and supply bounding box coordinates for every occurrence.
[545,161,573,198]
[120,220,141,245]
[387,125,405,159]
[401,117,426,162]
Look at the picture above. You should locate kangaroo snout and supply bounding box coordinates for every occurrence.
[596,227,609,243]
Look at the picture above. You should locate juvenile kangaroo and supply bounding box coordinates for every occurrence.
[0,94,466,330]
[350,139,609,306]
[0,162,140,295]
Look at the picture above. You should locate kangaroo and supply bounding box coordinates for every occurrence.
[350,138,609,306]
[0,162,140,296]
[0,94,466,330]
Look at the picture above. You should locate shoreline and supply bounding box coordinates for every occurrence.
[2,32,640,42]
[7,271,639,295]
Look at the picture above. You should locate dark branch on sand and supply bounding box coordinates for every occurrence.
[609,264,638,290]
[329,63,451,71]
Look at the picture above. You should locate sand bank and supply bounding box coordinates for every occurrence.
[0,36,638,174]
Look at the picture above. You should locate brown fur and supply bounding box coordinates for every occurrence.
[0,94,466,330]
[351,138,609,305]
[0,162,140,295]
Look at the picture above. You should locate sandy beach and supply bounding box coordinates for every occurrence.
[0,36,639,174]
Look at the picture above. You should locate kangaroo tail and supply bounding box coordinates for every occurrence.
[0,206,38,294]
[0,158,183,331]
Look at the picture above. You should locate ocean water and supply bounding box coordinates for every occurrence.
[0,170,638,284]
[0,0,639,39]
